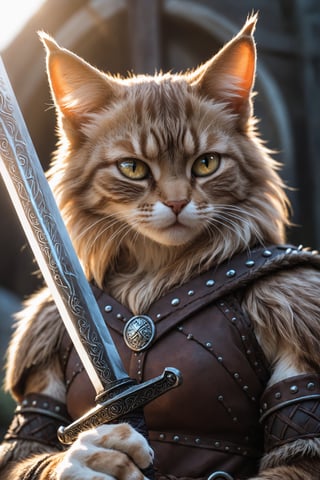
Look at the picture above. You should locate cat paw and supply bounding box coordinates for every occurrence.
[55,423,153,480]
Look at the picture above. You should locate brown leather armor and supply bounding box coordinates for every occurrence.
[7,246,320,480]
[60,245,320,480]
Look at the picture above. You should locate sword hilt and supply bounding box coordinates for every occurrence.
[57,367,182,444]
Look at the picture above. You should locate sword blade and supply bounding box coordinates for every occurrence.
[0,56,132,397]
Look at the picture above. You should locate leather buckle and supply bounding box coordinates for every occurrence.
[207,472,234,480]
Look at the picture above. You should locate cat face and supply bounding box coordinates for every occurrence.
[40,16,289,287]
[75,77,251,248]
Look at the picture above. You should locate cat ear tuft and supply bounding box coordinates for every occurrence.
[39,32,120,133]
[190,15,258,127]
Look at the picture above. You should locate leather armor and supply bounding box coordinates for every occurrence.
[7,245,320,480]
[60,245,320,479]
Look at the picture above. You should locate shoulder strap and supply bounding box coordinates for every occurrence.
[145,245,320,334]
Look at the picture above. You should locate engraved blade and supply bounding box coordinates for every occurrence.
[0,56,131,397]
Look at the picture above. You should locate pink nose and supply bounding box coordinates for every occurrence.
[165,200,189,215]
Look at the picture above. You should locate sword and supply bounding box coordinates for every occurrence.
[0,56,182,457]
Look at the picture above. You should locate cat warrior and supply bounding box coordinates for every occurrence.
[1,15,320,480]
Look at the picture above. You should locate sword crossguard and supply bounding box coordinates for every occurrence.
[57,367,182,445]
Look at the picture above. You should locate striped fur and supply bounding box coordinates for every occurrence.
[2,16,320,480]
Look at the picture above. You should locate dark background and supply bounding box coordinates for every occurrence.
[0,0,319,436]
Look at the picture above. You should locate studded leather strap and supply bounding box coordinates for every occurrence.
[5,393,70,449]
[260,373,320,452]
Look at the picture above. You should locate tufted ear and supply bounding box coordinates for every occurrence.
[190,15,257,129]
[39,32,122,139]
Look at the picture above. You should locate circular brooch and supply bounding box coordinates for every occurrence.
[123,315,156,352]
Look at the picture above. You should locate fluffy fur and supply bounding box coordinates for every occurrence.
[2,15,320,480]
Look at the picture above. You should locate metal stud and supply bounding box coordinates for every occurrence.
[262,249,272,257]
[285,248,292,254]
[116,313,123,320]
[205,341,212,348]
[245,260,255,267]
[104,305,113,312]
[274,392,281,399]
[173,435,180,442]
[307,382,315,391]
[226,269,236,278]
[234,373,240,379]
[187,290,195,296]
[290,385,298,394]
[187,333,193,340]
[156,313,161,319]
[206,279,215,287]
[171,298,180,306]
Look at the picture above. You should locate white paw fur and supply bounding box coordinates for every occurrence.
[55,423,154,480]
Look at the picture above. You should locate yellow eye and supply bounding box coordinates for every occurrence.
[117,159,150,180]
[191,152,221,177]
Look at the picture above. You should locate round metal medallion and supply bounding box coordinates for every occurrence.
[123,315,156,352]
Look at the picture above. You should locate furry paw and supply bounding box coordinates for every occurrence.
[55,423,154,480]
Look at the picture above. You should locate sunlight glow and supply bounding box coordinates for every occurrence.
[0,0,46,51]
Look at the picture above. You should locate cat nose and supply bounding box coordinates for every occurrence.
[165,199,189,214]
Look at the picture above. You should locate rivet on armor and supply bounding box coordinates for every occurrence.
[285,247,292,254]
[173,435,180,442]
[116,313,123,320]
[245,260,255,267]
[298,244,303,251]
[251,396,256,402]
[233,373,240,379]
[233,417,238,422]
[246,349,252,355]
[43,402,49,408]
[187,333,193,340]
[187,290,195,296]
[22,399,28,406]
[290,385,299,394]
[205,342,212,348]
[262,249,272,257]
[225,446,230,451]
[55,406,61,412]
[104,305,113,312]
[218,395,224,402]
[226,269,236,278]
[195,438,201,444]
[32,400,37,406]
[206,279,215,287]
[214,441,221,448]
[159,433,165,440]
[156,313,161,319]
[263,402,268,410]
[243,385,249,391]
[177,325,184,331]
[220,302,225,307]
[275,392,281,399]
[171,298,180,306]
[218,356,223,362]
[137,370,142,375]
[231,317,237,323]
[307,382,315,391]
[225,308,230,313]
[241,335,247,341]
